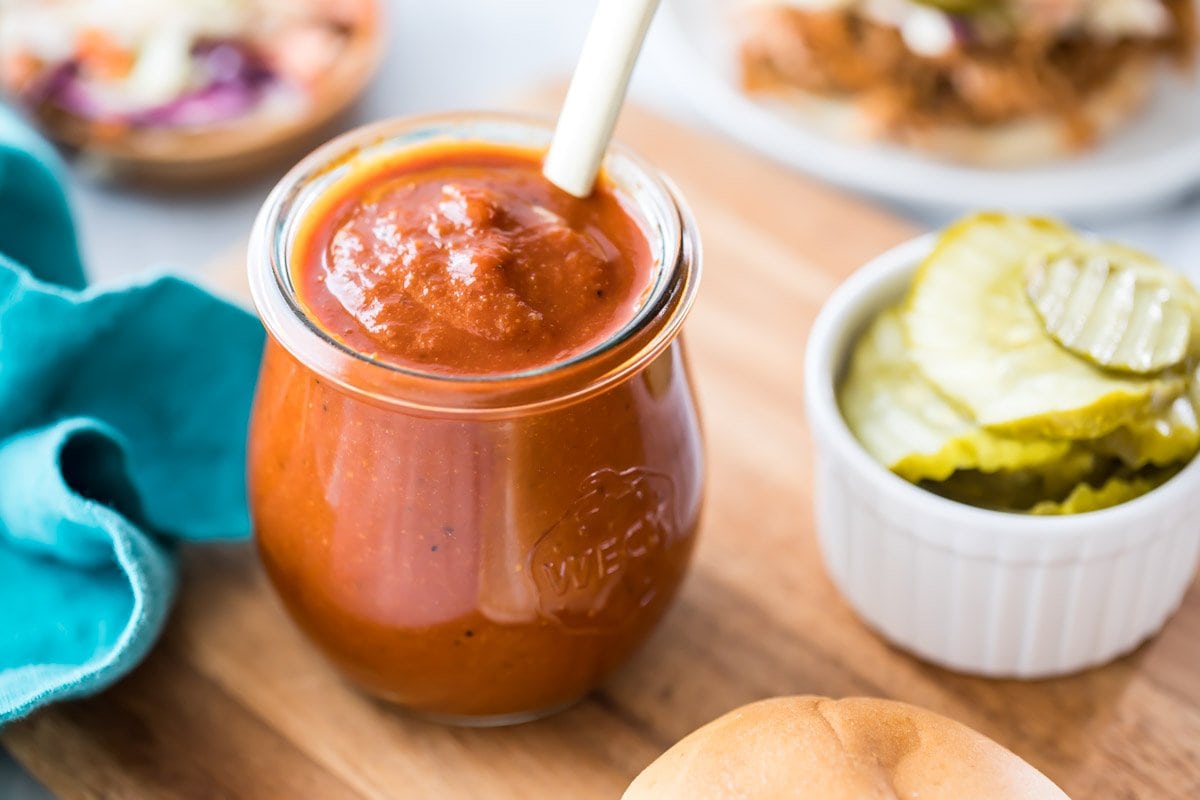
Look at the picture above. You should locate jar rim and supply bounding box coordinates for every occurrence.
[248,112,701,414]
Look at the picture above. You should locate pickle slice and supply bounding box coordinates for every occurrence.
[839,310,1071,483]
[1029,465,1180,515]
[1094,391,1200,469]
[903,214,1186,440]
[1026,244,1200,375]
[921,449,1106,512]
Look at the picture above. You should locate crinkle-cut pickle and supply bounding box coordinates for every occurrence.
[920,450,1105,512]
[1030,466,1181,515]
[1026,243,1200,375]
[903,214,1186,440]
[1094,390,1200,469]
[837,212,1200,515]
[839,310,1071,483]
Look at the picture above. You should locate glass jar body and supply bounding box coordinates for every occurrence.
[246,112,704,724]
[248,337,703,722]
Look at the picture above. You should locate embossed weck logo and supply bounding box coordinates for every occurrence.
[531,467,676,630]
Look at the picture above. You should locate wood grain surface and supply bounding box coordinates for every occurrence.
[5,94,1200,800]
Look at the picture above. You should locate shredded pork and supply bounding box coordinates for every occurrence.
[741,0,1196,142]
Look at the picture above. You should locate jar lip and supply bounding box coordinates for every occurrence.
[249,111,694,398]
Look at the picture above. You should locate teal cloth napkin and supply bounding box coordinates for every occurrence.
[0,107,264,724]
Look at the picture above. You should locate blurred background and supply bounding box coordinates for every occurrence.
[7,0,1199,289]
[2,0,1198,795]
[16,1,624,283]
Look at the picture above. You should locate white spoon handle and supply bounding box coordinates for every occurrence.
[543,0,662,198]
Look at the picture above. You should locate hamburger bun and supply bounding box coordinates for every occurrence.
[623,696,1070,800]
[757,61,1153,168]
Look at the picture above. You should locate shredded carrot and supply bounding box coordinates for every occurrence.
[0,51,41,91]
[76,28,135,80]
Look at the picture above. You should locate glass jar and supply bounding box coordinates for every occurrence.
[246,113,704,725]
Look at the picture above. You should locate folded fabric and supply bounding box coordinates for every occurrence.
[0,106,264,724]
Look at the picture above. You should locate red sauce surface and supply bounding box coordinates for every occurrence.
[293,144,655,375]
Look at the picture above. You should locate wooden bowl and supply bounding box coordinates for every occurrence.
[27,2,385,187]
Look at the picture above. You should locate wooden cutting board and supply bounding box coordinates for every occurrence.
[5,94,1200,800]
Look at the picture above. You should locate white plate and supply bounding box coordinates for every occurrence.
[655,0,1200,219]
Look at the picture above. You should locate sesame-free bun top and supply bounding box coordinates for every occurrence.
[623,696,1071,800]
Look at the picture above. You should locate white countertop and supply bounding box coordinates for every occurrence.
[3,1,1199,796]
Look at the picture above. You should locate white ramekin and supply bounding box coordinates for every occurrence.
[804,235,1200,678]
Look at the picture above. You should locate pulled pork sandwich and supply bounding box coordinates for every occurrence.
[740,0,1197,164]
